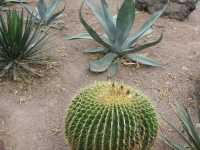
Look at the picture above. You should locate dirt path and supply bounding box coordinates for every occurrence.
[0,1,200,150]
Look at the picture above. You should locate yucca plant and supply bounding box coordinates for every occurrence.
[65,81,158,150]
[66,0,167,75]
[0,10,49,80]
[23,0,65,26]
[161,103,200,150]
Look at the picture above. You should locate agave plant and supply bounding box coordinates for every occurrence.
[161,103,200,150]
[0,10,49,80]
[66,0,167,75]
[23,0,65,26]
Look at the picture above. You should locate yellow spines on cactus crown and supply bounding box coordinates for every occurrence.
[95,81,134,105]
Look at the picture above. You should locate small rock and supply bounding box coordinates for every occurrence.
[136,0,197,21]
[0,140,5,150]
[182,66,189,71]
[196,123,200,128]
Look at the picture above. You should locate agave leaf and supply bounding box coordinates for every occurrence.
[100,0,116,41]
[176,104,200,149]
[162,103,200,150]
[161,114,194,148]
[126,54,161,67]
[134,33,163,51]
[22,4,39,19]
[123,5,167,48]
[89,52,117,72]
[161,135,188,150]
[112,14,117,25]
[176,105,197,140]
[100,0,113,22]
[46,0,61,18]
[46,6,65,25]
[107,62,118,78]
[23,0,63,25]
[65,32,111,44]
[141,28,153,38]
[86,0,116,42]
[84,47,107,53]
[79,0,111,48]
[37,0,47,19]
[66,33,112,47]
[115,0,135,45]
[65,32,93,40]
[121,33,163,54]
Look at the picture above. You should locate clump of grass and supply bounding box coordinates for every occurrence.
[0,9,50,80]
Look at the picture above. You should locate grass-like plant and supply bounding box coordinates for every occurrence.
[0,10,49,80]
[161,103,200,150]
[66,0,167,75]
[23,0,65,26]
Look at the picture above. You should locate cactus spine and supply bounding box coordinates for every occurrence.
[65,81,158,150]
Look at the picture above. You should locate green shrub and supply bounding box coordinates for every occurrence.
[0,10,49,80]
[66,0,166,76]
[65,81,158,150]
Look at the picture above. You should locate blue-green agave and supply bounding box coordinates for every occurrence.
[23,0,65,26]
[162,103,200,150]
[66,0,167,76]
[65,81,158,150]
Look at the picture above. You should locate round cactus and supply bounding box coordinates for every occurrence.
[65,81,158,150]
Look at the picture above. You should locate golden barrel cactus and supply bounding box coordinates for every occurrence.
[65,81,158,150]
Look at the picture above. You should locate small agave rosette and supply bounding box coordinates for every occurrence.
[65,81,158,150]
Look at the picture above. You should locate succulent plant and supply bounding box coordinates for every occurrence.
[66,0,167,76]
[65,81,158,150]
[23,0,65,26]
[161,103,200,150]
[0,9,49,80]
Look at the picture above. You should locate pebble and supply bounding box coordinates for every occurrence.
[0,140,5,150]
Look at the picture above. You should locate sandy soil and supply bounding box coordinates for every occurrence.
[0,0,200,150]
